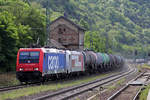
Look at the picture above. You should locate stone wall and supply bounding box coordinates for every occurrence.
[49,17,84,50]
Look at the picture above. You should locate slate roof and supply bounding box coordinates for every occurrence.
[50,16,86,31]
[50,39,66,49]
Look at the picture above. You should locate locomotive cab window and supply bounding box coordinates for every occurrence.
[19,51,40,63]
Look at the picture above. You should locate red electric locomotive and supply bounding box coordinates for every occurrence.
[16,48,44,83]
[16,48,85,83]
[16,47,124,83]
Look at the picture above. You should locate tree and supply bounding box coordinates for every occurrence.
[0,11,18,71]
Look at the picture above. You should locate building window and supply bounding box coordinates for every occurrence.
[59,28,61,31]
[64,28,66,32]
[58,28,63,34]
[58,38,61,42]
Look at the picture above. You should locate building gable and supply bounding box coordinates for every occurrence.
[49,16,85,50]
[50,16,85,31]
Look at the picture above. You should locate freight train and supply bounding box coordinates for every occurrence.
[16,48,124,83]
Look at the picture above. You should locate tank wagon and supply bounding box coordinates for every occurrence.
[16,48,124,83]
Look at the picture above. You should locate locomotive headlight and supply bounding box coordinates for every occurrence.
[34,68,39,71]
[19,68,24,71]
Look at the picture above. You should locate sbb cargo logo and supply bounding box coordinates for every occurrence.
[48,56,59,70]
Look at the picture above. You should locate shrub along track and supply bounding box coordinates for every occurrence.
[31,64,135,100]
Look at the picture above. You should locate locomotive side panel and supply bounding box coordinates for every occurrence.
[43,53,66,75]
[70,51,84,72]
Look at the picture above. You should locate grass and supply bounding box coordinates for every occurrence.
[106,78,125,91]
[136,64,150,72]
[0,72,115,100]
[139,85,150,100]
[0,72,20,87]
[135,64,150,100]
[116,78,125,86]
[141,64,150,69]
[87,78,126,100]
[136,65,142,72]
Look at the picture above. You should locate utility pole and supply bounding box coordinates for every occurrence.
[46,0,50,47]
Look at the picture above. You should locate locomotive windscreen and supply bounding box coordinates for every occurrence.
[19,51,40,63]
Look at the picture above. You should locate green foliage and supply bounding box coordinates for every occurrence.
[0,0,46,71]
[0,11,18,71]
[1,0,150,71]
[139,84,150,100]
[84,31,106,52]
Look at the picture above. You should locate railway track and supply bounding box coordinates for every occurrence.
[107,71,150,100]
[0,71,121,93]
[0,84,25,92]
[0,72,121,93]
[0,82,42,93]
[33,64,134,100]
[0,65,127,93]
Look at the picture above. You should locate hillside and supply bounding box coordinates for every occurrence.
[31,0,150,57]
[0,0,150,71]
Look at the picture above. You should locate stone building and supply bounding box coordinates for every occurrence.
[49,16,86,50]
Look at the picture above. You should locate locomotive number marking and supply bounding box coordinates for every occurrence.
[48,56,59,70]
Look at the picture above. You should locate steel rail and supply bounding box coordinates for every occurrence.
[33,65,133,100]
[132,73,149,100]
[0,66,127,93]
[107,84,130,100]
[0,82,42,93]
[132,86,144,100]
[0,84,26,92]
[107,71,146,100]
[61,66,136,100]
[87,65,138,100]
